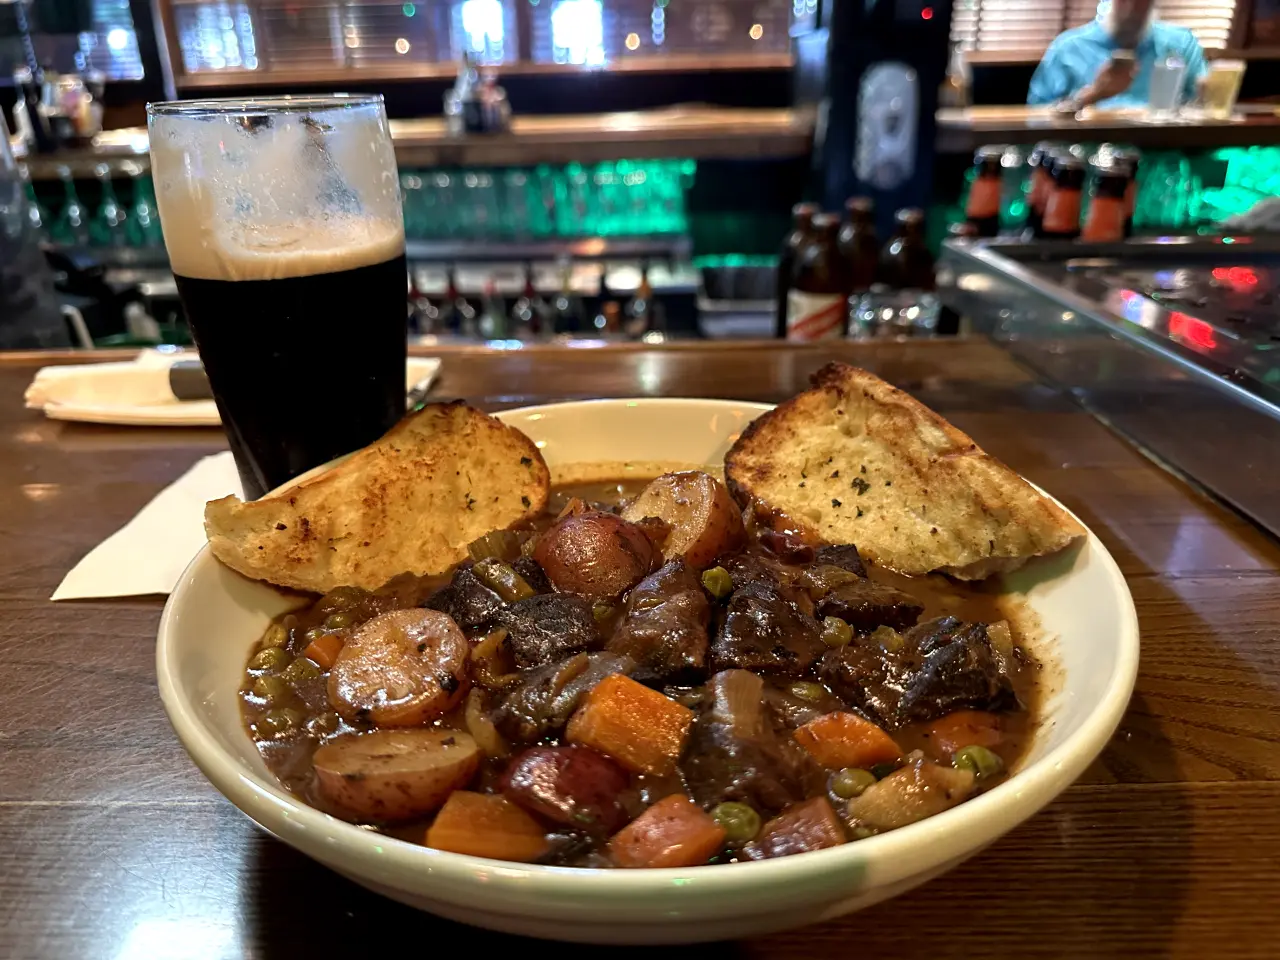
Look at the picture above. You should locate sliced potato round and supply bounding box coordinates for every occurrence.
[313,728,480,822]
[532,511,659,598]
[328,609,469,726]
[621,471,746,570]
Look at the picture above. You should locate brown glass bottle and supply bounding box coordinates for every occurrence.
[1110,146,1141,238]
[879,208,935,292]
[785,213,848,341]
[1024,143,1058,238]
[775,202,820,338]
[837,196,879,296]
[965,145,1005,238]
[1081,160,1129,243]
[1039,154,1085,241]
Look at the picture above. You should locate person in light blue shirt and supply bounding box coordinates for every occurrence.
[1028,0,1207,109]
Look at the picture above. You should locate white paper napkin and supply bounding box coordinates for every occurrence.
[52,452,243,600]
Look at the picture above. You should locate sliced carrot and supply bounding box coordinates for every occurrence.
[425,791,550,863]
[303,632,345,670]
[609,795,727,869]
[793,711,902,770]
[922,710,1003,762]
[566,673,693,776]
[745,797,846,861]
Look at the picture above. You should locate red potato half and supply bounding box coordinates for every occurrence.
[533,511,660,598]
[328,609,469,726]
[621,472,746,570]
[313,728,480,822]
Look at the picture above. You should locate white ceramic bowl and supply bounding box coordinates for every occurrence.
[157,398,1139,944]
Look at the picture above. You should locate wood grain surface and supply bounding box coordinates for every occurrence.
[3,340,1279,959]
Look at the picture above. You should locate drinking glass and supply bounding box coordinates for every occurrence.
[1148,54,1187,121]
[1203,60,1246,120]
[148,95,406,499]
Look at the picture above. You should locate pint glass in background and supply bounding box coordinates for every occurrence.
[147,95,406,499]
[1203,60,1246,120]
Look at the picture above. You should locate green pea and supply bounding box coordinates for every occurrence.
[251,674,289,705]
[954,745,1005,780]
[249,647,290,672]
[316,585,369,614]
[700,566,733,600]
[307,712,341,736]
[831,767,877,799]
[711,802,761,844]
[303,626,326,645]
[282,656,323,686]
[592,601,615,622]
[323,612,353,630]
[258,707,305,738]
[789,681,827,704]
[261,623,289,648]
[821,616,853,649]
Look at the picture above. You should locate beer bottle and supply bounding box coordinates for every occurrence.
[1024,142,1058,238]
[786,213,848,341]
[879,208,935,292]
[1040,154,1085,241]
[837,196,879,296]
[965,145,1005,238]
[1110,146,1141,237]
[775,202,820,338]
[1081,160,1129,243]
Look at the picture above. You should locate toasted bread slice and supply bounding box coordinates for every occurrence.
[205,402,549,593]
[724,363,1085,579]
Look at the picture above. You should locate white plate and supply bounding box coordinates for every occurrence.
[34,358,440,427]
[156,398,1139,944]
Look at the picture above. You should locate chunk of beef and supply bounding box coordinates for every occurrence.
[492,651,633,743]
[813,544,868,578]
[819,616,1016,728]
[816,580,924,633]
[711,580,824,677]
[764,682,849,730]
[512,556,552,594]
[497,593,600,669]
[897,617,1017,724]
[424,564,503,629]
[721,552,799,591]
[681,670,808,816]
[606,561,710,686]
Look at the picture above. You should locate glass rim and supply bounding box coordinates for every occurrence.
[147,94,384,118]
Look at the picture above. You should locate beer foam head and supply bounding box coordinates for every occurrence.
[149,98,404,281]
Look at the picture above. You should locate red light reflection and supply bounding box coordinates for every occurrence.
[921,6,934,19]
[1211,266,1258,287]
[1169,311,1218,350]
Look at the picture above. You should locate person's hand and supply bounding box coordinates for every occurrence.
[1079,59,1137,107]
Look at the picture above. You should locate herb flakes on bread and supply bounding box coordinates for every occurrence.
[724,362,1085,579]
[205,402,549,593]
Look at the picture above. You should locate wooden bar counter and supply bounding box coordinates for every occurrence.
[2,339,1279,958]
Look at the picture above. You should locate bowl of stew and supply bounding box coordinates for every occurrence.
[157,398,1139,944]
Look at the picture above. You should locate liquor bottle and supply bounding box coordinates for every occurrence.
[1109,146,1141,238]
[624,261,664,339]
[90,163,128,247]
[1040,154,1085,241]
[965,145,1005,238]
[477,277,506,339]
[50,165,89,246]
[128,167,164,247]
[551,260,585,334]
[837,197,879,297]
[775,202,820,338]
[939,42,972,110]
[440,266,477,336]
[17,164,45,234]
[1023,143,1058,238]
[407,268,439,335]
[509,264,549,339]
[785,213,848,341]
